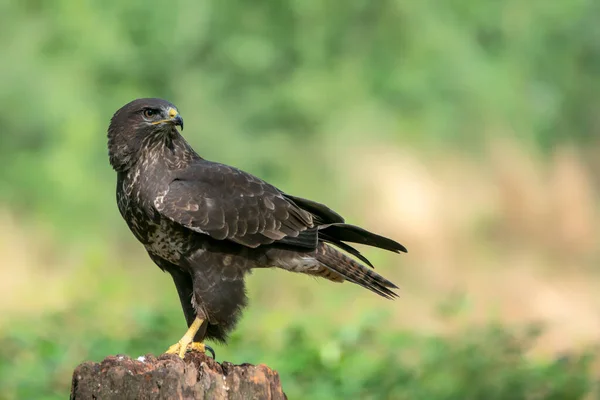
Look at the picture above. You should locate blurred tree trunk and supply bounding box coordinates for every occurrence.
[70,352,287,400]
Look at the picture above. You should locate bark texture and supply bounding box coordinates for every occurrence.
[70,352,287,400]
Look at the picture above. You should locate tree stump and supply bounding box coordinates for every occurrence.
[70,352,287,400]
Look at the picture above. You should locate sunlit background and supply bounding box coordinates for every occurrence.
[1,1,599,398]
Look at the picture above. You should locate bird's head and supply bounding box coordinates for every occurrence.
[107,98,184,172]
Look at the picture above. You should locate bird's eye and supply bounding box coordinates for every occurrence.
[143,109,157,119]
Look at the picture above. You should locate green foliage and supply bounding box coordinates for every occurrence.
[0,305,595,400]
[1,3,599,399]
[2,0,600,237]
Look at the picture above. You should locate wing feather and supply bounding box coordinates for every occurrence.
[155,161,316,248]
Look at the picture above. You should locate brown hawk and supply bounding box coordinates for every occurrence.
[107,98,407,358]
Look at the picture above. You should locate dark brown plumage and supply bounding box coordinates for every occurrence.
[107,98,407,355]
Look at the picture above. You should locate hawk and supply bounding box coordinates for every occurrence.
[107,98,407,358]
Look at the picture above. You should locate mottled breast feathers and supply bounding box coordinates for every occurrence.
[154,161,323,249]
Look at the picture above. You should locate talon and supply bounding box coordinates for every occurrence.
[206,345,216,359]
[187,342,216,359]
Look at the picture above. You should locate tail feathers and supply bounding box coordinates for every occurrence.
[318,233,376,268]
[316,243,399,299]
[318,223,406,270]
[320,223,407,254]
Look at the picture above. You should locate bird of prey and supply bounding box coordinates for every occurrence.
[107,98,407,358]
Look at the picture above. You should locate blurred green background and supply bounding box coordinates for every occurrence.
[1,0,599,398]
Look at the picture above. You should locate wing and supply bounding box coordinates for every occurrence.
[154,161,320,249]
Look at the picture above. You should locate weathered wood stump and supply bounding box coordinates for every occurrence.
[70,352,287,400]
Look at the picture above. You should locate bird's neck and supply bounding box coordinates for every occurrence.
[141,133,202,171]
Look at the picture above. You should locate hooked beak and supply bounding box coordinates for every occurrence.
[151,107,184,130]
[168,107,184,131]
[172,114,184,130]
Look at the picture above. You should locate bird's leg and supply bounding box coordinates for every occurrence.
[164,316,204,358]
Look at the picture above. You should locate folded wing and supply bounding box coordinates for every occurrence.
[154,161,321,248]
[154,160,407,263]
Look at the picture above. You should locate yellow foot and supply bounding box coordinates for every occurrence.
[164,316,204,359]
[191,342,216,358]
[165,341,215,359]
[188,342,206,353]
[165,340,190,358]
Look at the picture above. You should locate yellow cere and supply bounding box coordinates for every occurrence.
[152,107,180,124]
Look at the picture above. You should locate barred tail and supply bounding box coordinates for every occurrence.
[315,243,399,299]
